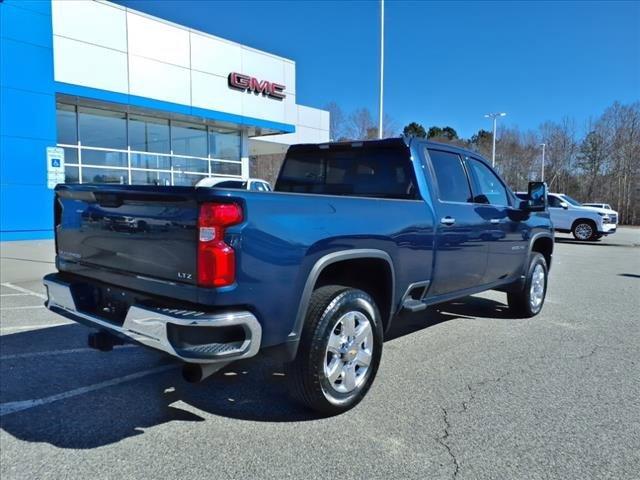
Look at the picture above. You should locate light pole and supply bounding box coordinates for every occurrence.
[378,0,384,139]
[484,112,507,168]
[540,143,546,182]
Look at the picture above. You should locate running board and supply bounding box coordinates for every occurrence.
[402,298,428,313]
[400,280,431,313]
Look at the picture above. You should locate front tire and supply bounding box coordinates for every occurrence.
[572,220,597,241]
[285,285,383,415]
[507,252,548,318]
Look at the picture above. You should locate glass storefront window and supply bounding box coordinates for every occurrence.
[211,161,242,177]
[65,166,79,184]
[78,107,127,149]
[129,115,170,153]
[130,152,171,170]
[56,103,77,145]
[60,147,78,164]
[81,149,127,168]
[171,156,209,174]
[82,167,128,184]
[171,122,207,157]
[173,173,206,186]
[209,128,241,160]
[131,170,171,186]
[56,103,243,187]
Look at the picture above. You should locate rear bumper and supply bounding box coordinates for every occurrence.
[43,274,261,364]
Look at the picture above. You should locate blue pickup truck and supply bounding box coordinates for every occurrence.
[44,138,553,414]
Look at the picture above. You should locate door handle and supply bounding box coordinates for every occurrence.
[440,216,456,226]
[490,218,500,224]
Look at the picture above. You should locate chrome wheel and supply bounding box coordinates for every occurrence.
[575,223,593,240]
[324,311,374,394]
[529,263,546,310]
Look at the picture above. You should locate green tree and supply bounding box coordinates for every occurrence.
[403,122,427,138]
[441,126,458,140]
[427,126,443,138]
[427,126,458,140]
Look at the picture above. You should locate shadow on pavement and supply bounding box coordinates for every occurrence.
[618,273,640,279]
[1,295,514,448]
[554,237,637,248]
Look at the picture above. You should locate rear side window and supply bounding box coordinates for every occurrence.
[250,181,270,192]
[427,149,471,203]
[276,148,417,199]
[466,158,510,206]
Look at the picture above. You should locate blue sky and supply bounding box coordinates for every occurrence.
[115,0,639,138]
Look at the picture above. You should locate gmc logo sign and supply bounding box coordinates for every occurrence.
[228,72,286,100]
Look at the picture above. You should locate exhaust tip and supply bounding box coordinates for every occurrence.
[182,363,205,383]
[182,362,229,383]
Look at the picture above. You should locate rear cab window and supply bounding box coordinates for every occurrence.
[276,145,418,200]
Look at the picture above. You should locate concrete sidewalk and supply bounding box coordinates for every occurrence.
[0,240,56,284]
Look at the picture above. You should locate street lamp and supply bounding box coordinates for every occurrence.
[378,0,384,139]
[484,112,507,168]
[540,143,546,182]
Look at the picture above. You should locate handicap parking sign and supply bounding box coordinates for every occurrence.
[46,146,65,189]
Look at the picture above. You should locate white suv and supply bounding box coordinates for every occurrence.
[547,193,618,240]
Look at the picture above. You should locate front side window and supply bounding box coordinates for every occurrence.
[427,149,471,203]
[548,195,564,208]
[466,158,509,206]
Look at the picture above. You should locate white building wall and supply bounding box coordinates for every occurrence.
[50,0,327,143]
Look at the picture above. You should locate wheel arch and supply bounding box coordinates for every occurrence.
[531,234,554,270]
[571,217,598,231]
[290,250,396,347]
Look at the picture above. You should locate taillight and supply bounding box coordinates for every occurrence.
[197,202,243,287]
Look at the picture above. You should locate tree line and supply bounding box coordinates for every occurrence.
[326,101,640,224]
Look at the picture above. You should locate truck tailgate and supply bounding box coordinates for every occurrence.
[55,185,199,285]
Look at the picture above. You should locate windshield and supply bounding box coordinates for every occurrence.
[561,194,582,207]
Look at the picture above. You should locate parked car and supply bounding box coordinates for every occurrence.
[44,138,553,414]
[582,202,612,210]
[196,177,272,192]
[516,192,617,240]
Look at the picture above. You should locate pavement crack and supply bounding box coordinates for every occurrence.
[460,376,503,413]
[436,407,460,479]
[577,345,601,359]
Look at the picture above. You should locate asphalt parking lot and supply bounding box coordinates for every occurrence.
[1,229,639,479]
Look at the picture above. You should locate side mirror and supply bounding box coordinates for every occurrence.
[560,202,569,210]
[526,181,547,212]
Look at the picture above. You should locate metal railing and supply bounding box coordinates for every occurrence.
[58,143,243,186]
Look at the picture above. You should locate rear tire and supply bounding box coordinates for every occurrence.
[285,285,383,415]
[507,252,548,318]
[572,220,597,241]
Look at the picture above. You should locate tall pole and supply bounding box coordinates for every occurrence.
[491,117,497,168]
[378,0,384,139]
[540,143,546,182]
[484,112,507,168]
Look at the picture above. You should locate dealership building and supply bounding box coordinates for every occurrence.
[0,0,330,241]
